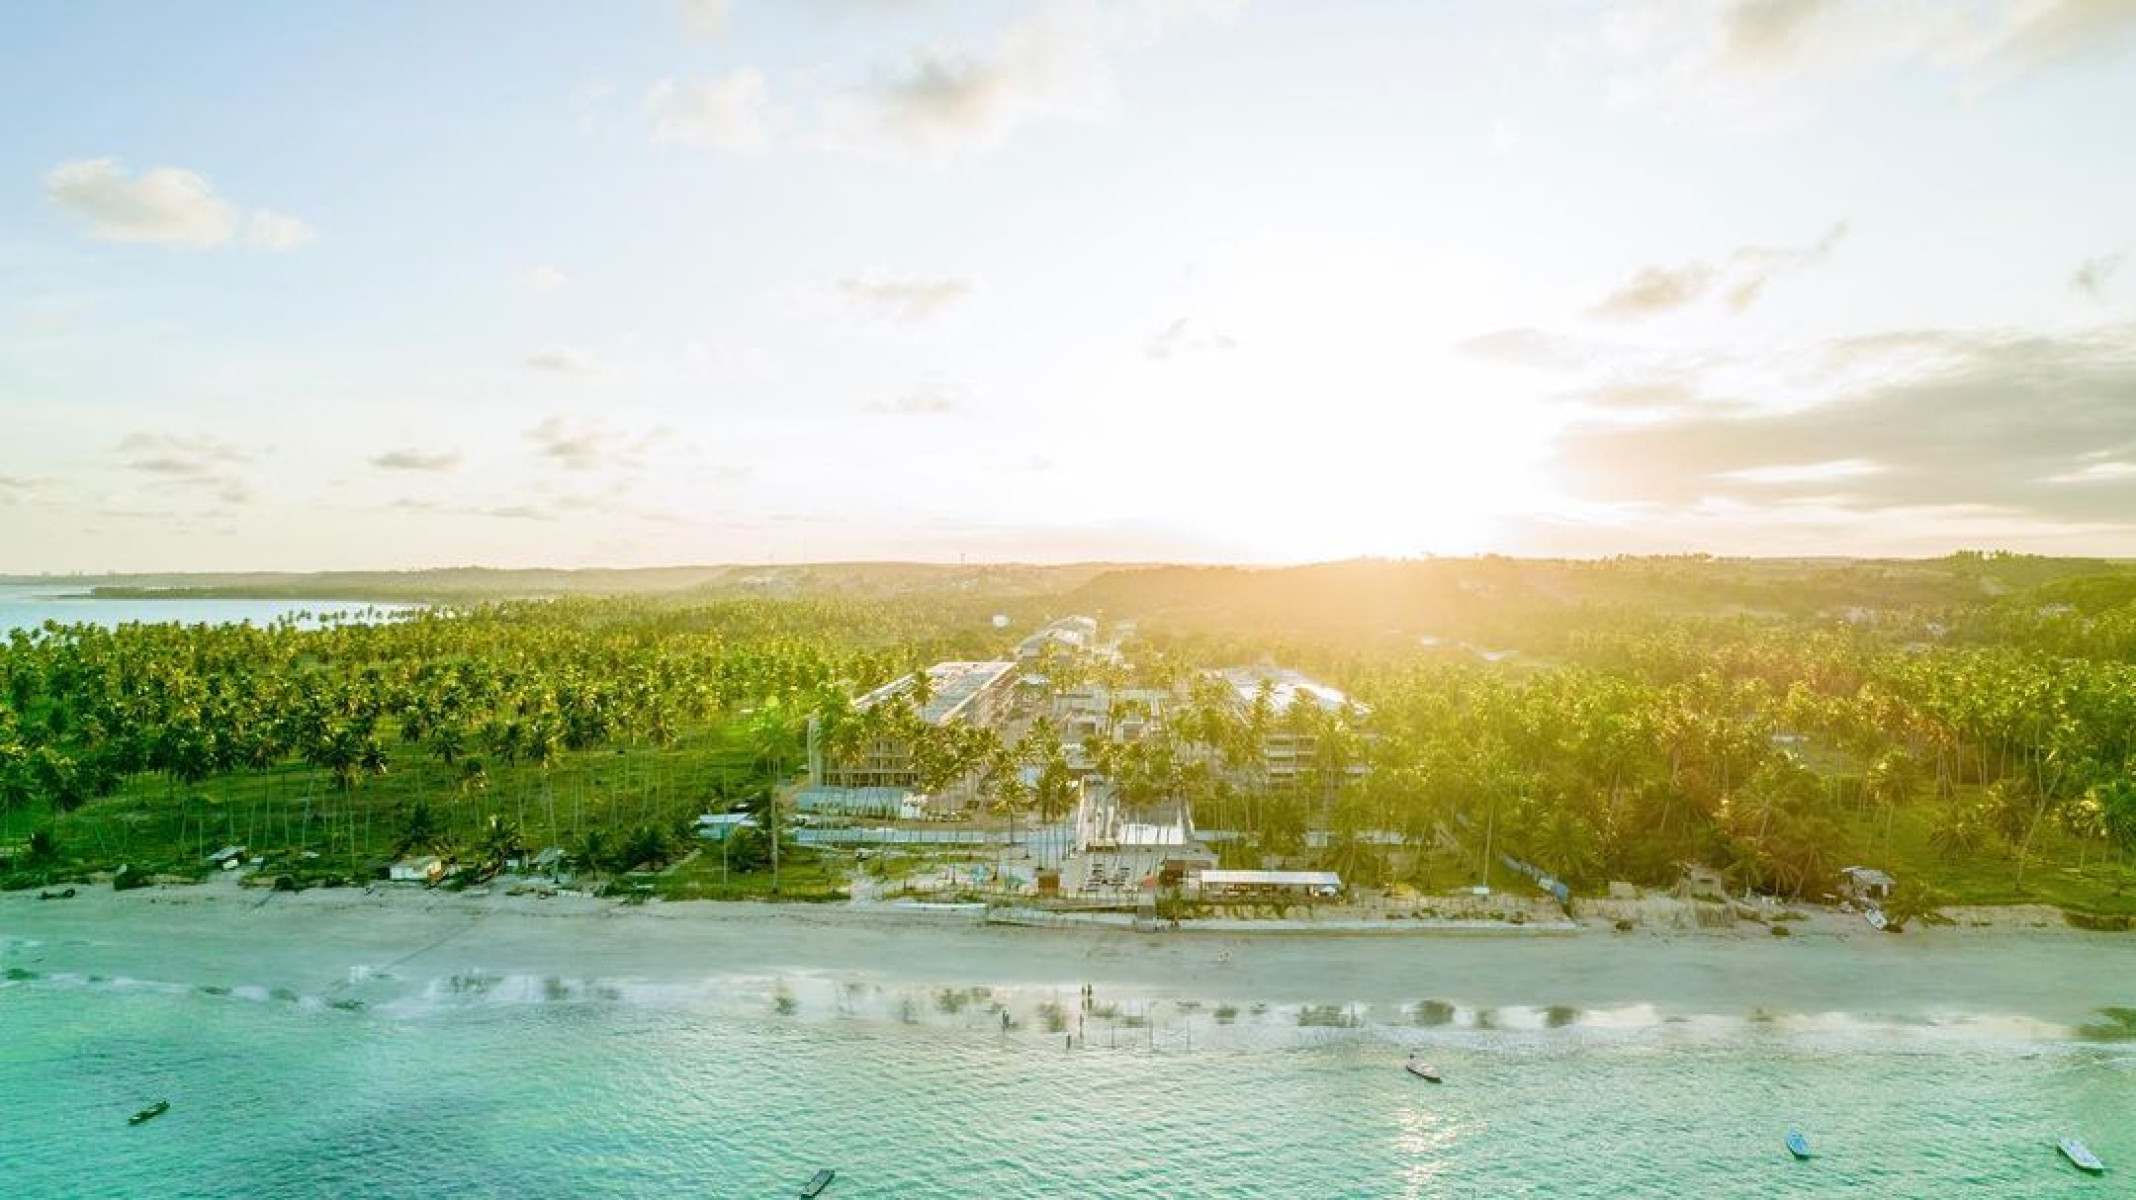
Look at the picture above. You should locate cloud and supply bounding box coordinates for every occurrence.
[1721,0,1837,67]
[114,433,256,507]
[1143,316,1237,360]
[2045,459,2136,484]
[45,158,312,250]
[525,347,603,374]
[370,448,463,472]
[865,383,962,415]
[527,265,568,293]
[1590,222,1847,319]
[843,1,1240,155]
[1552,322,2136,525]
[1714,458,1886,484]
[647,69,771,151]
[524,416,668,473]
[2072,252,2125,298]
[861,14,1088,153]
[1589,264,1719,321]
[1455,327,1596,371]
[1708,0,2136,81]
[0,475,56,506]
[117,433,249,477]
[836,273,973,322]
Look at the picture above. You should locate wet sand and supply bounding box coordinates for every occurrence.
[5,878,2132,1028]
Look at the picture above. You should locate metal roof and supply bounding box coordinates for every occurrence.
[855,660,1016,725]
[1213,667,1367,717]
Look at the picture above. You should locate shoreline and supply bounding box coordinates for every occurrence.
[6,876,2134,1032]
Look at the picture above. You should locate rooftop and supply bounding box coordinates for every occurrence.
[1198,869,1343,887]
[855,660,1016,725]
[1213,666,1367,717]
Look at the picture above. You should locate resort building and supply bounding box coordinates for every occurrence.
[1061,783,1216,896]
[808,660,1017,792]
[1017,615,1099,664]
[1210,666,1369,786]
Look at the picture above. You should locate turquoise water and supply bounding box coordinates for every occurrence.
[0,584,415,634]
[4,945,2129,1197]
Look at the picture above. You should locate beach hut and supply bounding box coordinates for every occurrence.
[1838,866,1894,903]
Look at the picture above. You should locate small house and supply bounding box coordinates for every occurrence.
[531,846,565,876]
[389,855,445,883]
[1838,866,1894,903]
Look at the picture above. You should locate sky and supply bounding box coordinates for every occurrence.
[3,0,2135,573]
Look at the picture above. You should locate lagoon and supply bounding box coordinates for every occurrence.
[3,889,2131,1198]
[0,584,416,635]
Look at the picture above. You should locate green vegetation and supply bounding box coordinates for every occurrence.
[0,596,990,890]
[5,554,2136,917]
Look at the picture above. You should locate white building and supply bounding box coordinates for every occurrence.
[812,660,1017,791]
[1210,666,1369,785]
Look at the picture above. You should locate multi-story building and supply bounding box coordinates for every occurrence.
[1210,666,1369,786]
[810,660,1017,791]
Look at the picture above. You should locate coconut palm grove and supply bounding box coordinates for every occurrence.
[4,555,2133,920]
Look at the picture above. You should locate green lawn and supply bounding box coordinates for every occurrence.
[653,846,850,901]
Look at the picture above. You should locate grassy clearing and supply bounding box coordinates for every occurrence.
[653,846,849,901]
[1833,794,2136,916]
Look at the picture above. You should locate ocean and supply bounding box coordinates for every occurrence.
[3,898,2130,1198]
[0,584,416,635]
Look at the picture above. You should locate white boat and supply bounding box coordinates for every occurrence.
[1864,908,1887,931]
[1404,1060,1441,1083]
[2059,1137,2105,1174]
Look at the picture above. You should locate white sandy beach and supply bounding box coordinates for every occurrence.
[5,877,2132,1030]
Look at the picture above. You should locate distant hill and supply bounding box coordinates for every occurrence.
[0,563,1125,604]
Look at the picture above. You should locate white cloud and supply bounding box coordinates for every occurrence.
[44,158,312,250]
[860,13,1102,154]
[836,273,974,322]
[528,264,568,292]
[525,347,604,374]
[1715,458,1885,484]
[2045,460,2136,484]
[1590,222,1847,319]
[370,448,464,472]
[45,159,236,246]
[647,69,771,151]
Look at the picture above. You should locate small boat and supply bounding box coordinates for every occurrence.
[800,1168,836,1197]
[1785,1130,1811,1160]
[128,1100,170,1126]
[1404,1060,1442,1083]
[2059,1137,2105,1174]
[1864,908,1888,931]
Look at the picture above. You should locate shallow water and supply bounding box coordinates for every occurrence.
[0,584,415,634]
[4,939,2129,1197]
